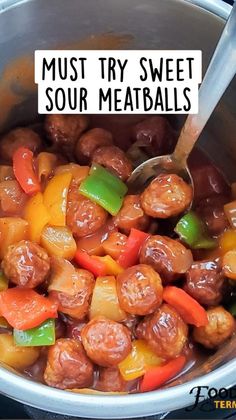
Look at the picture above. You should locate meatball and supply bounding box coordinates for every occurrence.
[96,367,126,392]
[49,269,95,320]
[117,264,163,315]
[193,306,235,349]
[131,116,175,157]
[75,128,113,164]
[81,317,132,367]
[45,115,89,155]
[92,145,132,181]
[196,195,230,237]
[0,128,42,162]
[44,338,94,389]
[67,180,107,238]
[0,180,27,215]
[184,259,225,306]
[140,235,193,283]
[137,303,188,359]
[114,195,150,234]
[141,174,193,218]
[2,240,50,288]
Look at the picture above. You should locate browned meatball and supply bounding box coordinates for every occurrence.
[184,259,225,306]
[193,306,235,349]
[75,128,113,164]
[117,264,163,316]
[45,115,89,155]
[0,128,42,162]
[137,303,188,359]
[114,195,150,234]
[2,240,50,288]
[67,180,108,238]
[96,367,126,392]
[0,180,27,215]
[81,317,132,367]
[92,145,132,181]
[196,195,230,237]
[49,269,95,320]
[140,235,193,283]
[44,338,94,389]
[131,116,175,157]
[141,174,193,218]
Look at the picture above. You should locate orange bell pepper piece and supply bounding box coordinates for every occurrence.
[43,172,72,226]
[24,192,50,243]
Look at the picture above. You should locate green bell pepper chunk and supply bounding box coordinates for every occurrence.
[14,318,55,347]
[175,211,216,249]
[0,270,8,291]
[90,164,128,197]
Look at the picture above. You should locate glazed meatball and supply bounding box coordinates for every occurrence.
[0,180,27,215]
[184,259,225,306]
[137,303,188,359]
[96,367,126,392]
[102,231,127,260]
[67,180,108,238]
[2,240,50,288]
[114,195,150,234]
[75,128,113,164]
[92,145,132,181]
[196,195,230,237]
[81,317,132,367]
[141,174,193,218]
[117,264,163,315]
[44,338,94,389]
[193,306,235,349]
[140,235,193,283]
[131,116,175,157]
[0,128,42,162]
[49,269,95,320]
[45,115,89,155]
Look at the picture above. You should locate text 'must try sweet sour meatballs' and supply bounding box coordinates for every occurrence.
[141,173,193,218]
[2,240,50,288]
[140,235,193,283]
[44,338,94,389]
[117,264,163,316]
[81,317,132,367]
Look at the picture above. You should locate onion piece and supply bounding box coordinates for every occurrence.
[48,256,79,296]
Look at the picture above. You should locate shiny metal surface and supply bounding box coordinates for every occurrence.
[0,0,235,418]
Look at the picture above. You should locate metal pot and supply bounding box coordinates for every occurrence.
[0,0,235,417]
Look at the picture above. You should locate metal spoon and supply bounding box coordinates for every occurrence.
[128,1,236,194]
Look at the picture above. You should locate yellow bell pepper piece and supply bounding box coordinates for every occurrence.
[24,192,50,243]
[223,249,236,280]
[220,230,236,254]
[93,255,124,276]
[43,172,72,226]
[0,334,39,370]
[118,340,163,381]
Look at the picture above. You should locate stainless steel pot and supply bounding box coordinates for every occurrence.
[0,0,236,418]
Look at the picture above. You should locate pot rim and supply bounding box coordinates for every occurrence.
[0,0,234,418]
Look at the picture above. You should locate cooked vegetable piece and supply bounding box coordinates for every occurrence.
[0,271,8,291]
[0,334,40,370]
[55,164,89,184]
[43,172,72,226]
[75,249,107,277]
[224,201,236,228]
[222,249,236,280]
[0,217,28,259]
[163,286,208,327]
[13,147,40,195]
[175,211,216,249]
[90,276,126,321]
[102,231,127,260]
[220,230,236,254]
[140,355,186,392]
[48,257,80,296]
[93,256,124,275]
[36,152,57,181]
[118,228,149,268]
[90,164,128,197]
[14,319,55,347]
[118,340,163,381]
[41,225,76,260]
[0,288,58,330]
[24,192,50,243]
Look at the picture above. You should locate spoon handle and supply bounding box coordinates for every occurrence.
[173,1,236,167]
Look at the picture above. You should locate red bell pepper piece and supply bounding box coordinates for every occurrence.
[0,288,58,330]
[13,147,41,195]
[163,286,208,327]
[75,249,107,277]
[140,356,186,392]
[117,228,150,268]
